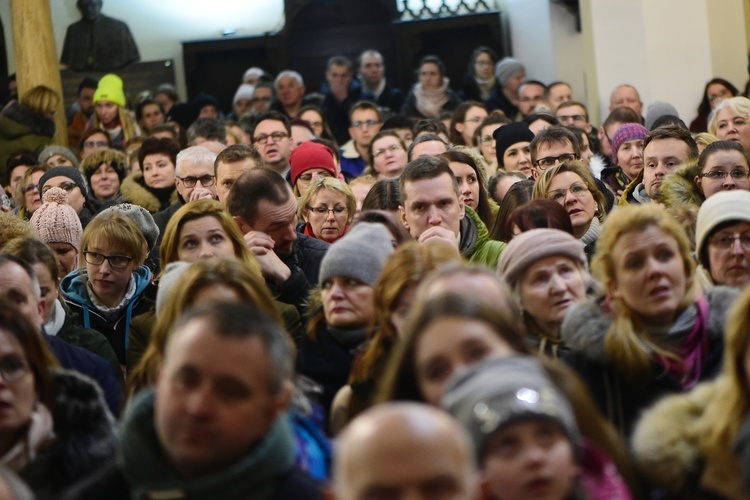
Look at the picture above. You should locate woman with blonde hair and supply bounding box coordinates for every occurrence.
[533,160,608,258]
[632,284,750,498]
[0,86,59,173]
[562,204,738,437]
[708,95,750,153]
[127,257,280,398]
[297,176,356,243]
[89,74,140,150]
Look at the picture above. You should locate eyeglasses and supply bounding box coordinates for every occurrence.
[535,153,578,169]
[176,175,215,188]
[463,116,484,124]
[708,88,731,103]
[83,140,108,148]
[22,184,39,194]
[83,251,133,269]
[307,205,348,216]
[709,232,750,252]
[373,145,402,158]
[479,135,495,144]
[558,114,586,123]
[0,355,28,383]
[547,182,590,202]
[253,132,289,144]
[700,170,750,180]
[42,182,77,194]
[351,119,380,129]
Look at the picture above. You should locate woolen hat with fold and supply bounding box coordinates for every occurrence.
[318,222,395,287]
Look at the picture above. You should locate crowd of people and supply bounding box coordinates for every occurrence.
[1,46,750,498]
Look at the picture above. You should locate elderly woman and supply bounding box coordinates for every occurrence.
[695,190,750,289]
[60,211,152,369]
[297,223,394,426]
[289,140,337,197]
[13,164,49,220]
[0,301,116,498]
[79,148,127,207]
[708,96,750,153]
[562,204,738,437]
[401,55,461,119]
[632,284,750,499]
[38,166,97,228]
[367,130,409,179]
[297,176,356,243]
[498,228,591,358]
[533,160,608,258]
[120,137,179,213]
[603,123,648,195]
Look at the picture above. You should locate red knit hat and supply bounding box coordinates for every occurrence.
[289,141,337,185]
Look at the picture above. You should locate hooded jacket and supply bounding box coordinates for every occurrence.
[561,287,737,437]
[21,369,117,500]
[631,380,742,499]
[119,170,178,214]
[60,265,152,366]
[459,206,505,268]
[0,101,55,179]
[654,159,704,209]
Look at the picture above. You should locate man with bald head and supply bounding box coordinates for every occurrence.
[333,402,479,500]
[610,84,644,122]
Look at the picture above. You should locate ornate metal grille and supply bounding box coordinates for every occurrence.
[398,0,500,20]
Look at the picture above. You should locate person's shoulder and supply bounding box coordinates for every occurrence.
[272,467,324,500]
[297,232,331,252]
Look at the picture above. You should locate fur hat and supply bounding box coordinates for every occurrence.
[38,166,89,199]
[29,187,83,251]
[93,73,126,108]
[442,356,581,462]
[695,190,750,265]
[494,57,524,88]
[289,141,337,185]
[233,84,255,106]
[38,145,79,169]
[498,228,587,288]
[318,222,394,287]
[611,123,648,162]
[98,203,160,251]
[493,122,535,166]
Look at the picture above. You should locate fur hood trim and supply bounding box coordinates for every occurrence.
[120,171,177,213]
[654,158,704,208]
[631,380,717,492]
[561,286,738,363]
[1,100,56,138]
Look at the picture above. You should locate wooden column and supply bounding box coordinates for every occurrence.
[9,0,68,146]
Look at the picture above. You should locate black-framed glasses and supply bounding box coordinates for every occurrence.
[307,205,348,216]
[547,182,590,202]
[176,175,215,188]
[83,251,133,269]
[42,182,77,194]
[535,153,578,169]
[0,355,29,383]
[700,170,750,180]
[253,132,289,144]
[709,232,750,252]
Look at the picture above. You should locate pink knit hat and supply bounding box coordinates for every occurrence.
[29,187,83,251]
[611,123,648,162]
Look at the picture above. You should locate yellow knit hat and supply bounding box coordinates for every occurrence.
[93,73,126,108]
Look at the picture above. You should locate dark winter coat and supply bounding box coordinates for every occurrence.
[0,101,55,180]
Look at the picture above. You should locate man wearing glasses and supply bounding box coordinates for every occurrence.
[252,112,294,178]
[529,126,581,180]
[340,101,382,178]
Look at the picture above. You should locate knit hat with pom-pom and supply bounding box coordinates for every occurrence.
[29,187,83,251]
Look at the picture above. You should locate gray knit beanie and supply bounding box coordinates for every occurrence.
[644,101,679,130]
[156,261,191,316]
[442,355,581,462]
[38,145,80,169]
[696,190,750,266]
[498,228,587,288]
[318,222,395,286]
[98,203,160,251]
[494,58,525,88]
[38,166,89,198]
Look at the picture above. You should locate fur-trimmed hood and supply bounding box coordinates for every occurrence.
[654,158,704,209]
[561,287,738,363]
[21,369,116,497]
[119,170,178,213]
[0,100,56,139]
[631,379,742,498]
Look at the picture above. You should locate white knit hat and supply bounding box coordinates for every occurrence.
[695,190,750,264]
